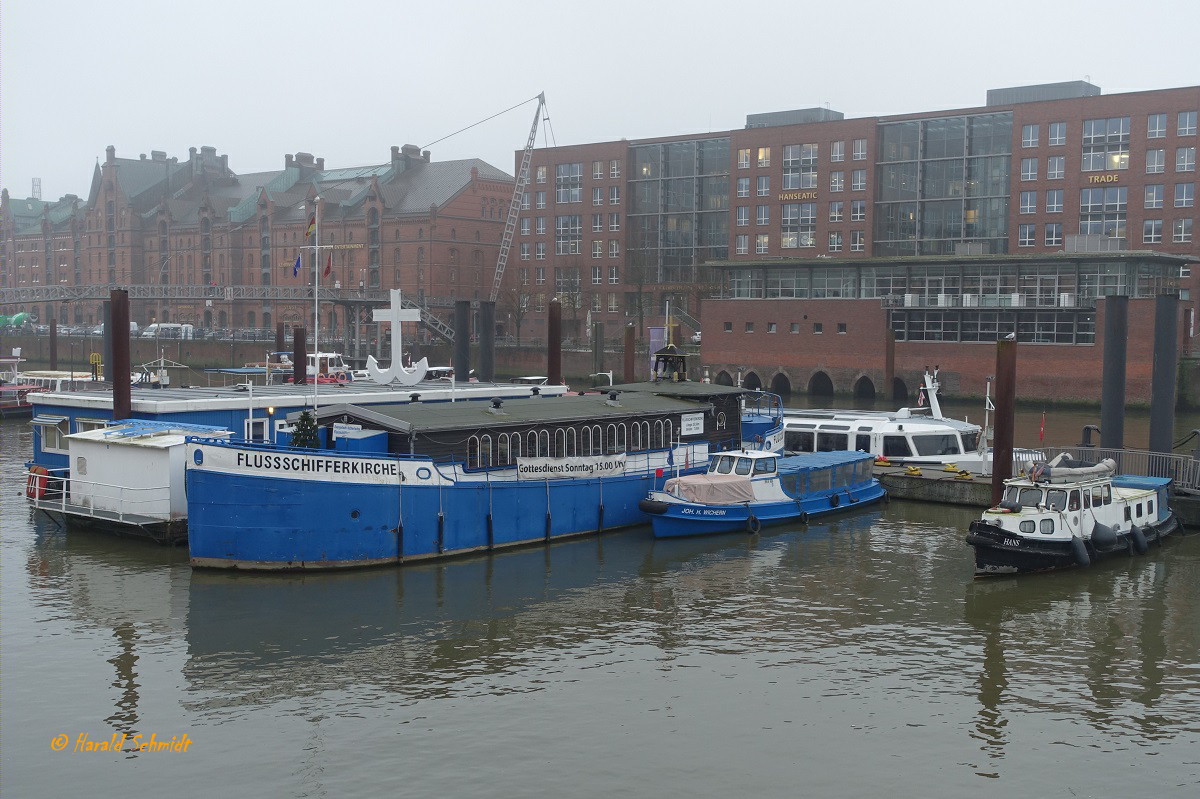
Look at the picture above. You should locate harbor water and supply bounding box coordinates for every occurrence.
[3,406,1199,797]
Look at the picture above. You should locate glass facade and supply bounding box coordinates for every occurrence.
[874,113,1012,256]
[627,137,729,285]
[722,255,1181,345]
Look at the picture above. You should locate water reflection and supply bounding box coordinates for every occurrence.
[963,545,1200,774]
[8,413,1200,791]
[179,517,881,711]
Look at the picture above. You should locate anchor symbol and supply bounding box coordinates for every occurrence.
[365,289,430,386]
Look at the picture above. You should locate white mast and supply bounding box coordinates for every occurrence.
[313,196,321,411]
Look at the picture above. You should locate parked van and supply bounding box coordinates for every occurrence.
[141,323,193,339]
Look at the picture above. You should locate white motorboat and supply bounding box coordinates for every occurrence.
[782,368,1042,475]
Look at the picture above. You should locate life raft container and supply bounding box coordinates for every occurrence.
[26,465,49,499]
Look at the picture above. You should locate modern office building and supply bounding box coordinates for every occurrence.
[512,82,1198,399]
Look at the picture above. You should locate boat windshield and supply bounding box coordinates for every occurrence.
[1045,489,1068,511]
[734,458,752,476]
[711,455,735,474]
[961,431,979,452]
[753,457,777,475]
[1019,487,1043,507]
[912,434,961,456]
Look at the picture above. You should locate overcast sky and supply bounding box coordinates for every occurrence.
[4,0,1200,202]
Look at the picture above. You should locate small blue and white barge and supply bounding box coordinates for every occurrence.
[638,449,885,538]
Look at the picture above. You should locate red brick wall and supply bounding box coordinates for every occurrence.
[702,296,1176,404]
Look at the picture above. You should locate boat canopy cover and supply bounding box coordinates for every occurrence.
[1032,455,1117,484]
[664,473,756,505]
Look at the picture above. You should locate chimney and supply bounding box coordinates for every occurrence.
[422,150,431,162]
[285,154,294,168]
[189,146,198,160]
[106,145,117,164]
[140,154,147,160]
[316,157,324,170]
[470,166,479,182]
[150,150,166,161]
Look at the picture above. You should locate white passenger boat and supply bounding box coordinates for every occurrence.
[782,368,1041,475]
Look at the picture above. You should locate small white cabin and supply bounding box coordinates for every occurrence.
[65,421,231,521]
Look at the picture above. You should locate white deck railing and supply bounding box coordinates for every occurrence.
[25,467,177,524]
[1042,446,1200,492]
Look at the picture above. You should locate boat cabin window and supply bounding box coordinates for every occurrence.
[961,431,980,452]
[1020,520,1035,533]
[34,417,70,454]
[1045,489,1068,511]
[855,434,871,452]
[1083,490,1092,509]
[1136,502,1143,518]
[75,418,108,433]
[1090,486,1103,506]
[734,458,752,476]
[785,430,814,452]
[817,432,847,452]
[912,434,960,456]
[1067,490,1080,511]
[1040,519,1054,534]
[712,455,735,474]
[753,457,776,475]
[1124,506,1132,522]
[1018,487,1043,507]
[883,435,912,457]
[1147,499,1154,516]
[1103,486,1112,505]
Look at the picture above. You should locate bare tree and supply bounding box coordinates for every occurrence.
[498,286,532,346]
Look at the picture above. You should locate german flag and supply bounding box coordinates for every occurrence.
[305,214,316,238]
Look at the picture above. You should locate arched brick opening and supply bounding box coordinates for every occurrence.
[743,371,763,390]
[893,377,909,404]
[808,371,834,396]
[715,370,734,386]
[770,372,793,396]
[853,375,876,400]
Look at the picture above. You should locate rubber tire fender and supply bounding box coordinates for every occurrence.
[1070,535,1091,567]
[829,493,840,508]
[746,514,761,534]
[1128,525,1149,555]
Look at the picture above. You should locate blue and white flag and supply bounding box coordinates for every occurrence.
[292,254,302,277]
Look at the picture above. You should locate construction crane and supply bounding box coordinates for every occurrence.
[490,92,547,304]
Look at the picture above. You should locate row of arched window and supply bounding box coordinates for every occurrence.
[465,419,678,469]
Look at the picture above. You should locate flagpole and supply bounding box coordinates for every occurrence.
[313,196,321,411]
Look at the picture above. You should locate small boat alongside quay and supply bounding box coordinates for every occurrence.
[964,453,1180,576]
[638,449,884,538]
[783,368,1042,475]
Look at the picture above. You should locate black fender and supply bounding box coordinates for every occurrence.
[638,499,670,515]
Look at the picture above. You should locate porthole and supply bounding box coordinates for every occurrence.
[416,467,431,480]
[350,509,360,520]
[193,450,204,465]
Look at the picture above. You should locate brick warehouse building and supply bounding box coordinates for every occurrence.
[2,144,513,340]
[514,81,1199,400]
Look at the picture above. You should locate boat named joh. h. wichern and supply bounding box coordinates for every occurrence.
[639,448,884,538]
